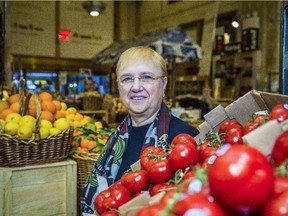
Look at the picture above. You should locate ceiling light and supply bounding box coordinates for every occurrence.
[83,1,106,17]
[232,20,239,28]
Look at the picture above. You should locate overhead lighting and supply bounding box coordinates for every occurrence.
[83,1,106,17]
[232,20,239,28]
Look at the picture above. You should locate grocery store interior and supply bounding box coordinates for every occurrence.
[0,1,287,215]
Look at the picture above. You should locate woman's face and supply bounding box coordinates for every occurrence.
[117,59,167,120]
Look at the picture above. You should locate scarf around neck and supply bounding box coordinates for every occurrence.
[81,102,171,214]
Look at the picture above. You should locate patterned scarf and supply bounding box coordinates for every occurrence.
[80,102,171,214]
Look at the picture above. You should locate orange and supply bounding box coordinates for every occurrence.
[80,137,89,148]
[0,108,14,120]
[28,103,37,118]
[39,92,53,102]
[89,134,97,140]
[41,100,56,114]
[87,140,97,151]
[73,129,83,136]
[10,102,20,113]
[41,110,55,122]
[71,140,79,147]
[8,93,20,105]
[77,147,88,153]
[54,110,65,119]
[52,100,62,111]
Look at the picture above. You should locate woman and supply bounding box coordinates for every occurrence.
[80,46,199,214]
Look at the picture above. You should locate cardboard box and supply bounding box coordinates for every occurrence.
[195,90,288,142]
[243,119,288,155]
[0,160,77,216]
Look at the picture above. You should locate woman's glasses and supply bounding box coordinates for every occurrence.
[118,74,165,86]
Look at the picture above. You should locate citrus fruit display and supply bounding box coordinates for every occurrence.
[0,91,95,139]
[69,121,115,154]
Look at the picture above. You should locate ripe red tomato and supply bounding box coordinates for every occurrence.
[271,130,288,166]
[146,159,174,184]
[218,119,242,134]
[101,211,119,216]
[224,124,245,145]
[244,121,261,134]
[262,190,288,216]
[253,113,269,123]
[269,104,288,122]
[171,193,226,216]
[171,133,197,148]
[94,183,131,214]
[140,146,165,171]
[150,183,176,196]
[135,203,165,216]
[208,144,274,215]
[199,140,219,164]
[120,170,150,195]
[274,175,288,196]
[168,142,199,172]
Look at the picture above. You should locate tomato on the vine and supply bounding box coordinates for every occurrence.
[140,146,165,171]
[94,183,131,214]
[171,133,197,148]
[218,119,242,134]
[168,142,198,172]
[208,144,274,215]
[146,159,174,183]
[150,183,176,196]
[244,113,269,134]
[262,190,288,216]
[101,211,119,216]
[224,124,245,145]
[171,193,226,216]
[120,170,150,195]
[135,203,165,216]
[271,130,288,166]
[269,104,288,123]
[199,140,219,164]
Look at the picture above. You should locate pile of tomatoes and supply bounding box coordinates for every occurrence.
[94,103,288,216]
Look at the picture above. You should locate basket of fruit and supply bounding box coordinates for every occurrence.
[69,121,114,189]
[0,89,74,167]
[79,91,104,111]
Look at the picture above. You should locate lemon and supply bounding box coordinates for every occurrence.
[40,127,50,138]
[60,102,67,111]
[5,112,22,123]
[4,122,19,136]
[49,127,61,135]
[95,121,103,129]
[17,126,33,138]
[54,118,70,131]
[19,115,36,132]
[40,119,53,130]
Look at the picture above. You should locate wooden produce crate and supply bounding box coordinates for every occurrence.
[0,159,77,216]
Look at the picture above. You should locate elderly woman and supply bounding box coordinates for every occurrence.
[80,46,199,214]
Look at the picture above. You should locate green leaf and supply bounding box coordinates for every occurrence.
[91,145,103,153]
[69,146,77,155]
[74,136,81,143]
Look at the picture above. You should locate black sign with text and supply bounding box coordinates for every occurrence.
[242,28,259,51]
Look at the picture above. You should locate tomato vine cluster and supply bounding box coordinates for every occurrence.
[93,103,288,216]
